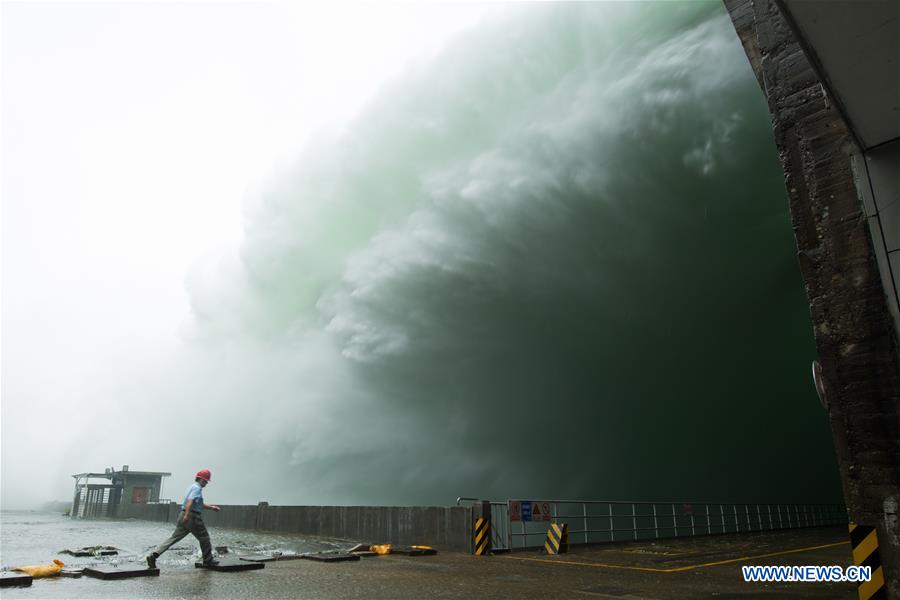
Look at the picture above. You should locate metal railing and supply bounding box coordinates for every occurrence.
[492,500,846,551]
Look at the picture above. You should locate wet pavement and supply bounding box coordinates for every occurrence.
[1,526,856,599]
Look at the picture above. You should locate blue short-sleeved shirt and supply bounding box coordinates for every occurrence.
[182,483,204,513]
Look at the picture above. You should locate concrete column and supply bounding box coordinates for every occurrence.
[723,1,900,596]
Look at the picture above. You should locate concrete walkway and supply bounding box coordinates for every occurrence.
[2,526,856,599]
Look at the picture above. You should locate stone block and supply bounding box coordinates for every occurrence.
[194,559,265,572]
[390,545,436,556]
[0,572,33,587]
[83,565,160,580]
[300,552,360,563]
[60,569,83,578]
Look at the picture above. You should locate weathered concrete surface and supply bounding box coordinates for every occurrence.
[0,526,856,599]
[120,502,473,553]
[119,500,171,522]
[255,505,471,552]
[724,1,900,597]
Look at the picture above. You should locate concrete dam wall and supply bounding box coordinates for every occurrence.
[117,502,472,552]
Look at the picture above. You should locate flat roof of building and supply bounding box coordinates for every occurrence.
[72,471,172,479]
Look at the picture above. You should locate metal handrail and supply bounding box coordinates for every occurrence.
[487,499,846,551]
[456,497,480,506]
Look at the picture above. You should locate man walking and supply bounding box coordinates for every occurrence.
[146,469,221,568]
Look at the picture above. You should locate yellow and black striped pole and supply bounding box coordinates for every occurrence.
[473,517,491,556]
[544,522,569,555]
[849,522,886,600]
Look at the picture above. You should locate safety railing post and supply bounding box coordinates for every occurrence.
[745,505,752,531]
[672,503,678,537]
[632,503,638,541]
[733,504,739,532]
[720,504,726,533]
[609,503,614,542]
[583,503,588,544]
[653,504,659,539]
[508,501,513,551]
[705,504,711,535]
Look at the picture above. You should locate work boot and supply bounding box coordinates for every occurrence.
[146,553,157,569]
[202,558,219,567]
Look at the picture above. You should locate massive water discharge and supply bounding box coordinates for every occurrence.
[50,2,841,506]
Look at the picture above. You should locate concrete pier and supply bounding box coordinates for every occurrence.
[723,1,900,596]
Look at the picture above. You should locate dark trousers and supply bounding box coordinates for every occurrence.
[152,511,212,562]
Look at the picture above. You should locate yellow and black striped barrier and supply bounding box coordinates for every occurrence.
[544,522,569,555]
[849,522,886,600]
[473,517,491,556]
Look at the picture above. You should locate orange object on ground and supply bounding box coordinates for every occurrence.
[14,559,65,577]
[371,544,392,555]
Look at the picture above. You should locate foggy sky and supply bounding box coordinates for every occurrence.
[1,1,842,510]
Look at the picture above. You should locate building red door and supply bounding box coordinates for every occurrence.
[131,487,149,504]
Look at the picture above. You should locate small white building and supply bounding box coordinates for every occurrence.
[71,465,171,518]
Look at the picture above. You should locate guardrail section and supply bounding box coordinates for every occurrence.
[499,500,846,551]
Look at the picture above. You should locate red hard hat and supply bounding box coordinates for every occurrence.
[196,469,212,482]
